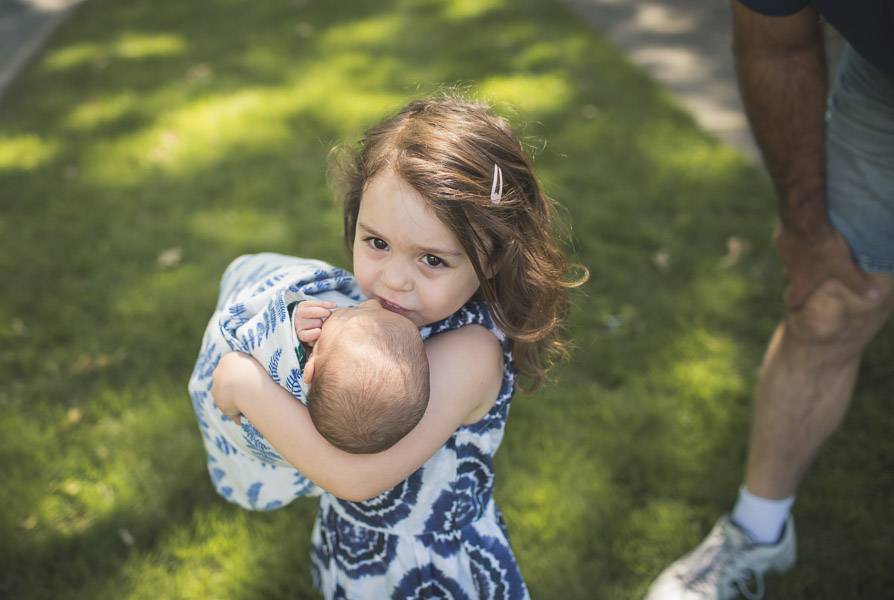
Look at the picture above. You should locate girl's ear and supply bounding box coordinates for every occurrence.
[483,253,500,279]
[303,355,317,384]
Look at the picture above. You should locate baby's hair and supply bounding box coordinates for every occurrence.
[306,312,429,454]
[331,92,587,391]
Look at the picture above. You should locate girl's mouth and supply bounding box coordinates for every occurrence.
[378,298,408,314]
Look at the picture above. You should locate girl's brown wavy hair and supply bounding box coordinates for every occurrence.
[330,93,587,391]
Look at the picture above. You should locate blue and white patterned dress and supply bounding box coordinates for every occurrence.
[311,302,530,600]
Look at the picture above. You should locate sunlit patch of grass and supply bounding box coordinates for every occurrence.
[77,77,401,185]
[514,41,566,70]
[120,508,255,599]
[318,12,404,46]
[635,117,751,189]
[0,134,59,171]
[42,41,105,71]
[81,88,298,182]
[42,33,186,72]
[65,92,140,130]
[479,73,572,113]
[114,32,186,59]
[439,0,502,20]
[667,328,747,405]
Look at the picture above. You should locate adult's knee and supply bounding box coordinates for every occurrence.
[786,278,893,349]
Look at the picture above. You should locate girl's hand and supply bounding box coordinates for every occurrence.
[293,300,337,347]
[211,351,259,424]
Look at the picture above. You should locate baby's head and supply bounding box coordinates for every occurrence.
[304,300,429,454]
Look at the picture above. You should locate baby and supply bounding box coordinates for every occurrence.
[295,297,429,453]
[191,253,429,463]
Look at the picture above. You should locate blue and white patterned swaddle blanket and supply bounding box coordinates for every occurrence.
[188,253,364,510]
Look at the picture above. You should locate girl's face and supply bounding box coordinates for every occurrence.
[352,169,481,327]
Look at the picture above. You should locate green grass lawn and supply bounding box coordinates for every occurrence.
[2,0,892,598]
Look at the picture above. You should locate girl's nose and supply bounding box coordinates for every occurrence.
[382,260,413,292]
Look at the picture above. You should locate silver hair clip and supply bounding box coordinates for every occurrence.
[490,163,503,203]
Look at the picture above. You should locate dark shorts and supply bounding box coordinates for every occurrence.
[826,45,894,274]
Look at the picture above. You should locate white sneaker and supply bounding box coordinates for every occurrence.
[644,515,797,600]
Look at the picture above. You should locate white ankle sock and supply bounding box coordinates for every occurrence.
[730,485,794,545]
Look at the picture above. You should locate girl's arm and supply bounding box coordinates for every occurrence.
[211,324,503,501]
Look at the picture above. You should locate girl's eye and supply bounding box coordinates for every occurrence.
[423,254,444,267]
[369,237,388,250]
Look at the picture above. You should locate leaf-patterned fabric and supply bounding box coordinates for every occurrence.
[188,253,364,509]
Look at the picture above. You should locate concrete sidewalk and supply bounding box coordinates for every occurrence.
[0,0,85,101]
[560,0,759,161]
[557,0,844,164]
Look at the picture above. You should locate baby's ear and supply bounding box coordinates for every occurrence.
[303,355,317,384]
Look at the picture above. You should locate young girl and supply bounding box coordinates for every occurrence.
[211,94,586,599]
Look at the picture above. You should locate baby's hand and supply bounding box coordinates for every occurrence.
[294,300,337,347]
